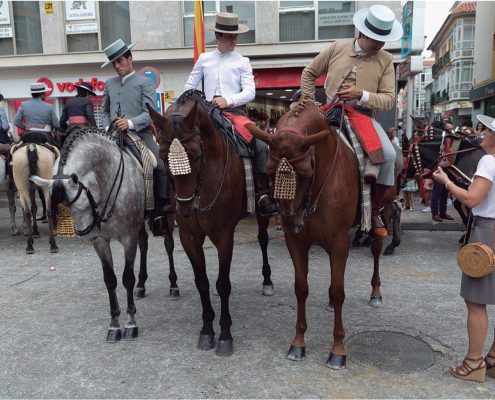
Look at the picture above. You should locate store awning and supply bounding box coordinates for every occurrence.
[253,67,325,89]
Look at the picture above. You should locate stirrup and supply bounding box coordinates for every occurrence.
[257,194,278,216]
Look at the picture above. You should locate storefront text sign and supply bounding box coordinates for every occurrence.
[65,0,96,21]
[44,2,54,14]
[66,23,98,35]
[0,27,13,38]
[0,1,10,25]
[37,77,105,97]
[318,12,353,27]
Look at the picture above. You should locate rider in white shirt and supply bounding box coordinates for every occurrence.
[184,12,277,216]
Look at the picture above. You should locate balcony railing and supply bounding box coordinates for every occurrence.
[432,51,451,76]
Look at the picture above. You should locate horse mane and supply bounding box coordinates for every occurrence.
[58,127,118,169]
[289,98,321,118]
[176,89,206,107]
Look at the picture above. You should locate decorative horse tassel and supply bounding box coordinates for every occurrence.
[168,138,191,176]
[274,157,297,200]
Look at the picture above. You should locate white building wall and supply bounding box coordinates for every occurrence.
[472,1,495,85]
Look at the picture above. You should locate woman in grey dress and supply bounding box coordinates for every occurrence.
[433,114,495,383]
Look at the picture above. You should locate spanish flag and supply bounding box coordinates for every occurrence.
[193,1,205,64]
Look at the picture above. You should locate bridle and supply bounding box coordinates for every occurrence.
[53,126,125,236]
[165,110,228,212]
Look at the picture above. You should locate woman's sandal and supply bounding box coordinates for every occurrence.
[450,357,486,383]
[485,353,495,378]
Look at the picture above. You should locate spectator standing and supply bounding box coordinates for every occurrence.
[0,94,10,144]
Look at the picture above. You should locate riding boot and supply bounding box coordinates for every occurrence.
[148,197,170,237]
[252,138,278,216]
[371,183,389,238]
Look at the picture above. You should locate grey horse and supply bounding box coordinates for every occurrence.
[0,152,18,235]
[31,128,177,342]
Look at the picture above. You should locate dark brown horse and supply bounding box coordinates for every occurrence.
[248,100,391,369]
[147,91,273,356]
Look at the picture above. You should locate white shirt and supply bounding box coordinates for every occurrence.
[472,154,495,218]
[184,49,255,108]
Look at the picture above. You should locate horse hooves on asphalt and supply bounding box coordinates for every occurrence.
[123,326,138,340]
[50,245,59,253]
[262,284,274,296]
[169,287,180,300]
[134,287,146,300]
[326,301,334,311]
[383,245,395,255]
[216,338,234,357]
[287,345,306,361]
[326,353,347,370]
[11,229,19,236]
[26,246,34,254]
[32,231,40,238]
[369,295,384,308]
[106,328,122,343]
[197,334,215,351]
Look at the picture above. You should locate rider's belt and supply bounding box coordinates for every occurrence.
[25,124,51,132]
[68,116,88,125]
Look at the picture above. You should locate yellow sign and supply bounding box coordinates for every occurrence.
[44,2,54,14]
[164,91,175,99]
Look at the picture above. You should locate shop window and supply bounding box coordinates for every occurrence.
[279,1,315,42]
[183,1,255,47]
[0,38,14,56]
[67,33,99,52]
[13,1,43,55]
[99,1,131,49]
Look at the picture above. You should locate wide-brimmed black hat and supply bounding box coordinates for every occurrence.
[74,82,97,97]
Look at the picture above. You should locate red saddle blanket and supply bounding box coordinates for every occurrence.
[320,103,384,164]
[223,111,254,142]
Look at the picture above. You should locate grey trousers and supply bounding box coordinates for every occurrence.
[134,130,170,200]
[371,118,397,187]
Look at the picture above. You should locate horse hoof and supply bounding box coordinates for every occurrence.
[134,287,146,300]
[287,345,306,361]
[123,326,138,340]
[369,296,383,308]
[326,301,334,311]
[26,247,34,254]
[106,328,122,343]
[216,338,234,357]
[262,284,274,296]
[33,232,40,238]
[11,229,18,236]
[169,287,180,300]
[383,246,394,256]
[50,245,59,253]
[197,334,214,351]
[326,353,346,370]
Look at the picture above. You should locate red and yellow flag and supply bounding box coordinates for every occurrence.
[193,1,205,64]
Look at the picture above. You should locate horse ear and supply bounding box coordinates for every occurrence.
[147,103,163,127]
[302,129,330,147]
[184,100,200,131]
[246,124,272,146]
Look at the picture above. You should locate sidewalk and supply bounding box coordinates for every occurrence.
[400,193,464,232]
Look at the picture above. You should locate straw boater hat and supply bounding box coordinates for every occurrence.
[30,82,47,94]
[74,82,97,97]
[206,12,249,34]
[477,114,495,132]
[101,38,136,68]
[353,5,403,42]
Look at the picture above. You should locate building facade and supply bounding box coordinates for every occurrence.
[427,1,476,125]
[470,1,495,120]
[0,0,404,132]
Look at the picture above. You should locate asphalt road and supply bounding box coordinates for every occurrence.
[1,207,494,398]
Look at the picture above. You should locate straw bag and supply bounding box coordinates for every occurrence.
[457,242,495,278]
[56,203,76,238]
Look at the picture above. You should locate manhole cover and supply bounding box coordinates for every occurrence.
[346,331,435,373]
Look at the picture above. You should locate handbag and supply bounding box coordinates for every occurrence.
[457,242,495,278]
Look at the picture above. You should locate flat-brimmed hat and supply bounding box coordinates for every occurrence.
[353,5,403,42]
[30,82,47,94]
[74,82,97,97]
[101,38,136,68]
[477,114,495,132]
[206,12,249,34]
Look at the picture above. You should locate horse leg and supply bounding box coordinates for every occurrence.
[22,195,34,254]
[122,235,139,340]
[165,213,179,299]
[352,228,363,247]
[7,188,18,236]
[286,235,310,361]
[135,223,148,299]
[180,231,215,351]
[93,238,122,342]
[30,188,39,238]
[384,202,401,255]
[44,187,58,253]
[369,237,384,308]
[326,234,350,369]
[212,232,236,356]
[256,213,273,296]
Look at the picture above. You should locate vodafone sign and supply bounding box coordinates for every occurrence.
[36,77,106,97]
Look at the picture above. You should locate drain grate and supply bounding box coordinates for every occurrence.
[346,330,436,373]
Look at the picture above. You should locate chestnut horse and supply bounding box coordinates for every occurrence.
[147,91,273,356]
[248,100,391,369]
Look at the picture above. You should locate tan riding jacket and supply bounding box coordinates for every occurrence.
[300,39,395,111]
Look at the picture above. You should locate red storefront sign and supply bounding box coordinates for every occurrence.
[36,77,105,97]
[253,67,325,89]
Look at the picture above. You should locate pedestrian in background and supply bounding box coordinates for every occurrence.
[476,121,485,137]
[433,113,495,383]
[0,94,11,144]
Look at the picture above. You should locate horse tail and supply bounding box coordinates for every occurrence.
[27,144,39,178]
[50,179,67,231]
